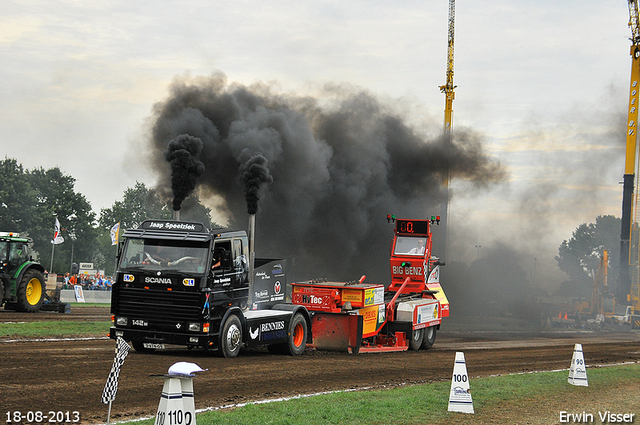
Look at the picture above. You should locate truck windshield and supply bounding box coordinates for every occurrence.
[393,236,426,256]
[119,238,209,275]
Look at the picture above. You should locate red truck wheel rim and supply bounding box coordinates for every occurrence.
[293,322,304,347]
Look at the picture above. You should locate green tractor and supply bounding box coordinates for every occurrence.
[0,232,47,312]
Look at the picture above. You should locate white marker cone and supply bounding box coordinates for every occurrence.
[568,343,588,386]
[155,376,197,425]
[448,351,474,414]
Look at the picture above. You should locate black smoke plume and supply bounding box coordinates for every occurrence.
[164,134,205,211]
[240,154,273,215]
[148,72,504,281]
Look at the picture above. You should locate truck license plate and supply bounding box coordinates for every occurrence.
[143,343,164,349]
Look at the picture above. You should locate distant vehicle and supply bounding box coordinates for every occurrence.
[0,232,46,312]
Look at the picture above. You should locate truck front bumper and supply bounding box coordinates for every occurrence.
[109,327,217,350]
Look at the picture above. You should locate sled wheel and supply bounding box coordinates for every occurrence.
[409,328,424,350]
[287,313,308,356]
[220,315,243,358]
[421,326,437,349]
[17,269,45,312]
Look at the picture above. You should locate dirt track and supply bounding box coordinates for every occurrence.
[1,307,639,424]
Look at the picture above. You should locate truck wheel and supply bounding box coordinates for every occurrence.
[268,313,308,355]
[421,326,437,349]
[409,328,424,350]
[16,269,45,312]
[287,313,308,356]
[220,315,242,358]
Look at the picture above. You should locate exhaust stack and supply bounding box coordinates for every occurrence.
[247,214,256,307]
[173,209,181,221]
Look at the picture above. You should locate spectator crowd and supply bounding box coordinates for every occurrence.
[62,272,112,291]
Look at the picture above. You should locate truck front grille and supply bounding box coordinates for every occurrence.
[114,287,201,322]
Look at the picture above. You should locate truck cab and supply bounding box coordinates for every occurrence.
[109,220,310,357]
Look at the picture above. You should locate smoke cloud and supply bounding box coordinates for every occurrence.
[147,72,504,282]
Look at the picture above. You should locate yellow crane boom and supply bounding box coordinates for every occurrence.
[625,0,640,177]
[621,0,640,304]
[439,0,456,137]
[620,1,640,324]
[437,0,456,260]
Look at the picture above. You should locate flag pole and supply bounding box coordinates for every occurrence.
[50,218,64,273]
[106,400,112,425]
[50,242,55,273]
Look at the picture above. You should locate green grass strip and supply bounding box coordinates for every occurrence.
[129,363,639,425]
[0,320,110,337]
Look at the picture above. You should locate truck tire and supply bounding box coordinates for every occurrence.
[267,313,308,355]
[421,326,437,349]
[409,328,424,350]
[286,313,308,356]
[220,315,243,358]
[16,269,45,312]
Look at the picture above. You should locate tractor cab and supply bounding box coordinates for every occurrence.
[0,233,32,275]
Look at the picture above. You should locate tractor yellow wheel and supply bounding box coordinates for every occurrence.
[26,277,43,305]
[17,269,45,312]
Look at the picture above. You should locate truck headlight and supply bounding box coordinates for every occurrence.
[188,322,201,332]
[116,316,128,326]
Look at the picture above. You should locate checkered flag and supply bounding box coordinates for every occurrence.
[101,337,131,404]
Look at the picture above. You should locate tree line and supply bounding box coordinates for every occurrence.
[0,157,215,276]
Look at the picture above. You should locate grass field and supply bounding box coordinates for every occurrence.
[0,320,110,337]
[126,364,639,425]
[0,304,111,337]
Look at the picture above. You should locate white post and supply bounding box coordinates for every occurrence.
[568,343,588,386]
[448,351,474,413]
[155,376,196,425]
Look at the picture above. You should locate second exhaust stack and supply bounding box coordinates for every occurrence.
[247,214,256,307]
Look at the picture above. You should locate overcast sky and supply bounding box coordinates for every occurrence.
[0,0,632,271]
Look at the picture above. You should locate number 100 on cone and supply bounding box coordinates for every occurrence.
[448,351,474,414]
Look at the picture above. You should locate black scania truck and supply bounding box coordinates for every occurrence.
[108,219,311,357]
